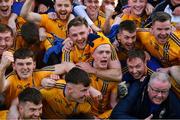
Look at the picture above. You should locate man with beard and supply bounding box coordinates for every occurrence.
[40,67,92,119]
[108,20,161,71]
[62,17,122,82]
[20,0,73,39]
[111,72,180,119]
[137,11,180,67]
[122,49,156,85]
[0,87,43,119]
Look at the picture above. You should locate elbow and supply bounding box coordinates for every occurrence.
[115,69,122,82]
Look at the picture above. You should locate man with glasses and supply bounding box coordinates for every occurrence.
[111,72,180,119]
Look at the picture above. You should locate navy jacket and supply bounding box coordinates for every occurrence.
[110,80,180,119]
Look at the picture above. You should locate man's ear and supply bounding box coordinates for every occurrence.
[144,51,150,62]
[66,84,73,94]
[147,86,150,92]
[12,63,16,70]
[117,32,121,42]
[150,26,153,34]
[33,61,36,70]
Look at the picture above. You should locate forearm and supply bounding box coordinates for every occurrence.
[7,98,19,119]
[103,17,111,34]
[54,62,75,75]
[20,0,33,19]
[74,5,94,26]
[0,65,6,93]
[169,66,180,84]
[94,68,122,82]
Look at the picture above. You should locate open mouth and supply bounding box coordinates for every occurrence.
[100,60,108,65]
[0,7,9,14]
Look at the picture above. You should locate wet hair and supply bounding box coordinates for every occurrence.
[65,67,91,87]
[68,16,88,32]
[21,22,40,46]
[152,11,171,25]
[118,20,136,33]
[0,23,13,36]
[127,49,146,62]
[18,87,42,105]
[14,48,35,61]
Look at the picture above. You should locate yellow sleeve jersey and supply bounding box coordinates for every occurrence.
[121,14,148,28]
[62,45,91,63]
[88,74,118,118]
[15,33,53,51]
[40,80,91,119]
[137,31,180,67]
[4,69,54,108]
[0,110,8,119]
[39,14,68,39]
[170,78,180,99]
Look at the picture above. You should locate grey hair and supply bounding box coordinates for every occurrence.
[148,72,171,88]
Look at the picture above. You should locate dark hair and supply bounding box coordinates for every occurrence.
[152,12,171,25]
[68,16,88,32]
[127,49,146,62]
[18,87,42,105]
[21,22,40,46]
[14,48,35,61]
[0,23,13,36]
[118,20,136,33]
[65,67,91,87]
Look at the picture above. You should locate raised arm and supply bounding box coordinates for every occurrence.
[54,62,75,75]
[76,61,122,82]
[20,0,41,24]
[0,51,13,93]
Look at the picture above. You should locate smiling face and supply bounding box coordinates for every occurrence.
[128,0,147,16]
[92,44,112,69]
[68,83,90,103]
[127,57,147,79]
[117,30,136,51]
[0,31,13,55]
[0,0,13,17]
[151,20,172,44]
[84,0,99,18]
[19,101,42,119]
[101,0,115,12]
[54,0,72,21]
[13,58,36,79]
[68,24,90,50]
[148,79,170,104]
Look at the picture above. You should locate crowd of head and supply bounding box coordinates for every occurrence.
[0,0,179,119]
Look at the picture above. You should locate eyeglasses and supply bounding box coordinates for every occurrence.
[149,85,169,95]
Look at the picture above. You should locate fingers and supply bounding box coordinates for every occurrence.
[145,114,153,120]
[50,74,60,80]
[41,78,56,88]
[1,51,14,68]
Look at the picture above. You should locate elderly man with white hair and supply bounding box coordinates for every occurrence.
[110,72,180,119]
